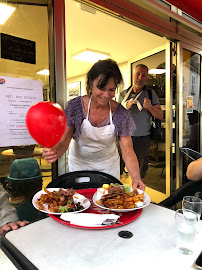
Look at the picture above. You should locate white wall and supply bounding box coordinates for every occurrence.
[66,75,86,101]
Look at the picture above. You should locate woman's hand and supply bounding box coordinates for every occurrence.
[132,179,145,191]
[43,148,58,163]
[0,221,29,236]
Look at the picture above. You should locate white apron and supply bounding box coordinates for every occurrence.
[68,97,120,180]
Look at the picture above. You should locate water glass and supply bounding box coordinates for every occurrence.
[182,196,202,220]
[175,209,198,255]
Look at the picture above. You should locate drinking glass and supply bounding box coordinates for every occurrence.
[182,196,202,220]
[175,209,198,255]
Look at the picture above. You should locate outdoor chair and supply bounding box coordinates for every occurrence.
[47,170,122,189]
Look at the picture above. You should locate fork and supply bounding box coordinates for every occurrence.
[102,219,123,225]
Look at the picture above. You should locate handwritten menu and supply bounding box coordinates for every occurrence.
[0,76,43,147]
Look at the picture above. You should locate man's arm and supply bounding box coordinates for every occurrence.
[0,186,29,236]
[143,99,163,120]
[0,185,19,226]
[119,88,132,109]
[186,157,202,181]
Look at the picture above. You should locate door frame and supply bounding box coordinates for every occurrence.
[176,42,202,189]
[128,43,173,203]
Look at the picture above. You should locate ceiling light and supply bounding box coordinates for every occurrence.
[36,69,49,75]
[149,69,166,75]
[72,49,110,63]
[0,4,16,25]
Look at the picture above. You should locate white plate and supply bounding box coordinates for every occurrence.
[92,187,151,212]
[32,188,91,215]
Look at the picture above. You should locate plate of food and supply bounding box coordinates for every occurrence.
[32,188,91,215]
[93,183,151,212]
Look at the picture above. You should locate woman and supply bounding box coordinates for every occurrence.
[43,59,145,190]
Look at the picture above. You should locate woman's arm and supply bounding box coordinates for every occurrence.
[43,125,74,163]
[119,136,145,191]
[186,157,202,181]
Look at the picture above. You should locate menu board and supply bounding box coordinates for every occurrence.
[0,76,43,147]
[0,33,36,64]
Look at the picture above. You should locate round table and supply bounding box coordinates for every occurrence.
[1,147,43,158]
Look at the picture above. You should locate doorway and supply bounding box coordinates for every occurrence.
[177,42,202,189]
[65,0,174,203]
[127,43,176,202]
[64,0,201,204]
[0,1,53,195]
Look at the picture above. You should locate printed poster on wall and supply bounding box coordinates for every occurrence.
[0,76,43,147]
[186,96,194,114]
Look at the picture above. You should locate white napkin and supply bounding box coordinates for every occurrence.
[73,194,86,204]
[96,188,109,201]
[60,213,120,227]
[132,98,143,111]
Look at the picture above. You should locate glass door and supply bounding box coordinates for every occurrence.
[177,42,202,189]
[128,42,175,203]
[0,0,53,221]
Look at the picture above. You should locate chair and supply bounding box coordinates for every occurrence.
[148,141,165,179]
[159,147,202,208]
[47,170,122,189]
[158,179,202,208]
[180,147,202,163]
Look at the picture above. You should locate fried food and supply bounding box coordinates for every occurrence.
[35,188,84,213]
[97,186,144,209]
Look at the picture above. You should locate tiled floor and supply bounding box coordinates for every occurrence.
[120,171,132,186]
[120,165,166,194]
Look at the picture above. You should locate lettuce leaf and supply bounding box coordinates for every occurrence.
[123,185,131,193]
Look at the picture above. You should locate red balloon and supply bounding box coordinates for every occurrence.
[26,102,67,148]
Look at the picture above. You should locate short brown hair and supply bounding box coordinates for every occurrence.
[135,64,148,73]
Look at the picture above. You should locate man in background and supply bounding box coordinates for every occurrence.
[119,64,163,182]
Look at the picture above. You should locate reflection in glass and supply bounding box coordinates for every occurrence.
[0,3,52,222]
[131,50,167,193]
[182,49,201,183]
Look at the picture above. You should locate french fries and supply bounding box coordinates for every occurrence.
[35,188,75,213]
[97,187,144,209]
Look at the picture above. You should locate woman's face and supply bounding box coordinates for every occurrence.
[91,75,116,105]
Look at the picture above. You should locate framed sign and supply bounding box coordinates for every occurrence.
[67,81,81,99]
[0,33,36,64]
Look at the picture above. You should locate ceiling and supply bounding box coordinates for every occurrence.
[65,0,166,79]
[0,0,167,84]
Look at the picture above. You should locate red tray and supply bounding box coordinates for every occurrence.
[49,188,143,229]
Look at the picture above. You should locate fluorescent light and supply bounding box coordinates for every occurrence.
[149,69,166,75]
[36,69,49,75]
[0,4,16,25]
[72,49,110,63]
